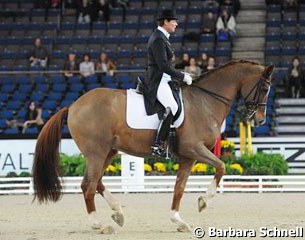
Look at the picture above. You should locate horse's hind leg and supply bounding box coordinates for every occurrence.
[80,146,115,233]
[96,150,124,227]
[170,158,195,232]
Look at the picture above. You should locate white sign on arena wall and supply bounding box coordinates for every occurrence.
[0,139,80,175]
[1,137,305,176]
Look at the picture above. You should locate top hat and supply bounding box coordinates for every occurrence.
[156,9,178,21]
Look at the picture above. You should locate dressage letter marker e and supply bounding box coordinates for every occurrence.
[121,155,144,191]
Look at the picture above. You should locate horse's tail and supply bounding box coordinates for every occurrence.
[32,106,69,203]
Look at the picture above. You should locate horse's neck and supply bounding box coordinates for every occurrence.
[194,70,241,124]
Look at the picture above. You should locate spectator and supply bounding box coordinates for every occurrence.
[77,0,93,24]
[63,53,79,79]
[6,101,44,134]
[282,0,298,11]
[202,0,220,12]
[203,56,216,72]
[29,37,49,69]
[197,53,209,70]
[96,52,117,77]
[185,57,202,78]
[216,9,236,44]
[182,12,216,44]
[286,56,304,98]
[79,53,95,77]
[219,0,241,16]
[92,0,111,22]
[175,53,190,70]
[202,12,216,34]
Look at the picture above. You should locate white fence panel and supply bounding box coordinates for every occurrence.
[1,175,305,195]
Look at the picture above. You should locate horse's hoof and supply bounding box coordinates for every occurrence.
[198,196,207,212]
[111,212,124,227]
[100,226,116,234]
[177,223,192,232]
[91,223,103,230]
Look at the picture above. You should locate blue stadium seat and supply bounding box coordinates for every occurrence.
[47,92,62,101]
[41,109,51,119]
[17,109,27,119]
[0,76,13,84]
[60,100,74,107]
[105,83,117,89]
[0,119,7,129]
[7,100,22,110]
[24,127,39,134]
[86,83,101,91]
[50,75,65,84]
[1,84,15,93]
[65,92,80,100]
[84,74,98,84]
[0,93,9,102]
[102,76,115,84]
[15,75,31,84]
[4,128,19,134]
[35,84,49,93]
[67,75,82,84]
[1,110,14,120]
[118,75,130,83]
[31,92,45,102]
[34,75,47,84]
[12,92,27,101]
[42,100,57,111]
[69,83,84,92]
[52,83,66,92]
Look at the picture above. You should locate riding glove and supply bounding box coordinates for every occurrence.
[183,73,193,85]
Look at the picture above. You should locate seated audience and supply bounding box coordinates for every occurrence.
[197,53,209,70]
[175,53,190,70]
[79,53,95,77]
[6,101,44,134]
[286,56,304,98]
[96,52,117,77]
[185,58,202,78]
[216,9,236,44]
[203,56,217,72]
[77,0,93,24]
[63,53,79,79]
[29,37,49,69]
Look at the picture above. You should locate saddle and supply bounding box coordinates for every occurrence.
[136,77,183,121]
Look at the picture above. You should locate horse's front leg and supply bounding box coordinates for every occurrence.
[192,143,226,212]
[171,158,195,232]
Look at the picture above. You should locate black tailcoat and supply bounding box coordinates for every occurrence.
[143,29,184,115]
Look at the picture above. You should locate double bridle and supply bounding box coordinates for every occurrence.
[192,75,272,120]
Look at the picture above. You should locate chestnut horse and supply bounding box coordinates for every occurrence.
[32,60,274,233]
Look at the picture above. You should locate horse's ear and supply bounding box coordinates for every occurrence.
[263,65,275,78]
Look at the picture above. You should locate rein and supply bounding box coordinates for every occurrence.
[192,75,272,120]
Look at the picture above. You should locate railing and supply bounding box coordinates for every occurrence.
[1,175,305,195]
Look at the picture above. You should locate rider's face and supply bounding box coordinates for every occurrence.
[163,19,178,33]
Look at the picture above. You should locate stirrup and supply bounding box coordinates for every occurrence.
[151,143,166,157]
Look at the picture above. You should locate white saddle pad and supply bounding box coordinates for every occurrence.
[126,89,184,129]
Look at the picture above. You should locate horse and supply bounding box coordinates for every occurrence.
[32,60,274,233]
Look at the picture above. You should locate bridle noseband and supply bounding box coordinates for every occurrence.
[192,74,272,120]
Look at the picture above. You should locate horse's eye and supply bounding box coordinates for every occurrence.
[262,87,269,93]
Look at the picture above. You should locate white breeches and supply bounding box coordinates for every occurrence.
[157,74,178,116]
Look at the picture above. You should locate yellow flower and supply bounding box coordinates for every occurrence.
[105,164,116,172]
[144,163,152,172]
[173,164,179,171]
[229,163,243,174]
[191,163,208,173]
[154,162,166,172]
[116,164,122,171]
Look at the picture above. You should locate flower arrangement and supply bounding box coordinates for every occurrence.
[221,139,235,151]
[191,163,208,174]
[154,162,166,172]
[228,163,244,175]
[144,163,152,172]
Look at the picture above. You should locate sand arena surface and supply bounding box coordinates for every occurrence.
[0,193,305,240]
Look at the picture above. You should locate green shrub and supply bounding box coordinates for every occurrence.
[60,154,86,176]
[238,152,288,175]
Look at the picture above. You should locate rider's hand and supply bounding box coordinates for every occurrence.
[183,73,192,85]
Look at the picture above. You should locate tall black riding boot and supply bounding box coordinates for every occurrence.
[152,107,174,157]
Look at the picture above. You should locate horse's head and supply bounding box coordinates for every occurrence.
[240,64,274,125]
